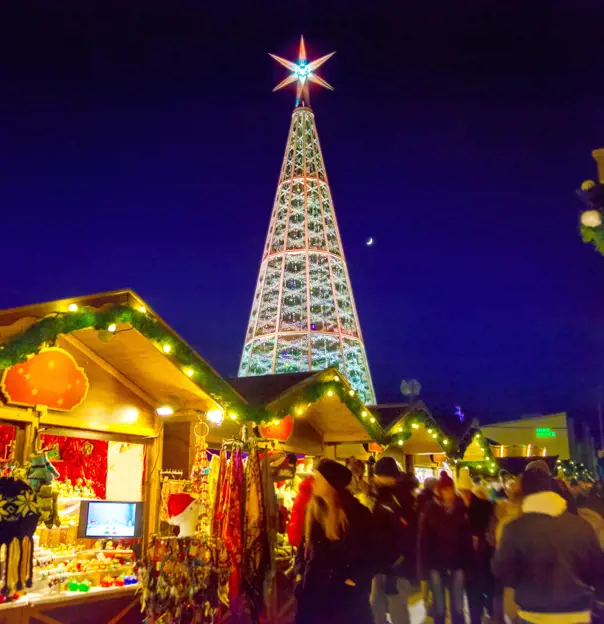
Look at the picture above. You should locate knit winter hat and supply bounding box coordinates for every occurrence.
[316,459,352,492]
[457,467,473,491]
[437,470,454,491]
[374,456,400,479]
[525,459,550,476]
[521,469,554,496]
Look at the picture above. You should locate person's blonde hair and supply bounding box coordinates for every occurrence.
[305,481,349,545]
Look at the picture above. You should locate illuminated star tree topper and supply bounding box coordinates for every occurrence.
[270,36,335,107]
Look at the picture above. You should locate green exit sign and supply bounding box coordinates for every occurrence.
[536,427,556,438]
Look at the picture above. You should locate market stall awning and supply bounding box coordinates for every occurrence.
[229,369,385,446]
[0,290,234,418]
[371,402,448,454]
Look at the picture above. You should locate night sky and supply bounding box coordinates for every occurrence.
[1,1,604,432]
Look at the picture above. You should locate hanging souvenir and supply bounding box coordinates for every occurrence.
[167,493,200,538]
[221,446,243,598]
[0,477,40,596]
[242,445,270,621]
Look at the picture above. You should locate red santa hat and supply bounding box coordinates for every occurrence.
[167,493,196,520]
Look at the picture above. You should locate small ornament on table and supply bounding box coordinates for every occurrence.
[74,478,84,498]
[83,479,96,498]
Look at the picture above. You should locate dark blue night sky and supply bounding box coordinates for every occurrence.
[1,1,604,432]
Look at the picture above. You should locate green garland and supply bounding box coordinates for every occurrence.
[388,409,456,455]
[386,412,499,472]
[271,376,388,444]
[554,459,594,481]
[581,224,604,256]
[0,305,386,441]
[455,430,499,475]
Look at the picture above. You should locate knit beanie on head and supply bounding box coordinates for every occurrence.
[374,456,401,479]
[521,468,554,496]
[316,459,352,492]
[525,459,550,476]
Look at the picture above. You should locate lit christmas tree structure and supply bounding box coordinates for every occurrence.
[238,38,376,404]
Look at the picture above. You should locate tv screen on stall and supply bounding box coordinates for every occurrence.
[78,501,143,539]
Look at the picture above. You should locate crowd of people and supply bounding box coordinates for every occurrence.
[290,456,604,624]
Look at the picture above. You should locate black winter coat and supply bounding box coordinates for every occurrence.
[372,483,418,580]
[418,496,473,577]
[295,491,376,624]
[466,492,494,578]
[493,504,604,614]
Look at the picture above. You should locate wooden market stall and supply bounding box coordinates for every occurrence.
[0,290,230,624]
[372,402,450,481]
[157,367,385,624]
[445,418,500,478]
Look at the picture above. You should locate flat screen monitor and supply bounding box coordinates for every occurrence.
[78,501,144,539]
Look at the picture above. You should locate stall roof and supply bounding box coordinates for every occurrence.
[0,290,233,415]
[371,401,432,433]
[231,370,385,444]
[228,372,314,405]
[0,292,386,443]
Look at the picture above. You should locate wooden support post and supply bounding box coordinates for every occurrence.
[143,432,163,550]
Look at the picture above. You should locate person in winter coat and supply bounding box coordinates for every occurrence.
[457,467,495,624]
[526,459,580,515]
[288,476,314,548]
[493,469,604,624]
[418,471,472,624]
[295,459,376,624]
[370,457,417,624]
[416,476,438,614]
[346,456,372,509]
[578,484,604,549]
[417,477,437,515]
[492,473,523,624]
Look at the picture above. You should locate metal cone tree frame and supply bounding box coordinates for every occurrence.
[238,39,376,404]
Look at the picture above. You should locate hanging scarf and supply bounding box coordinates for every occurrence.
[261,452,278,611]
[242,447,270,621]
[212,447,228,538]
[221,447,243,598]
[207,454,221,526]
[159,480,186,523]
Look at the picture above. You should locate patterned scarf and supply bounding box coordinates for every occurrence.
[242,447,269,620]
[222,447,243,598]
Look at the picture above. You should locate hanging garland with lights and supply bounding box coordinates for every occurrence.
[384,410,500,473]
[0,304,388,441]
[455,429,499,475]
[554,459,595,482]
[387,409,455,454]
[269,373,389,443]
